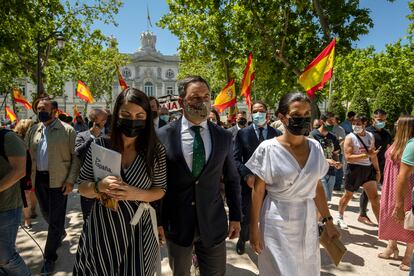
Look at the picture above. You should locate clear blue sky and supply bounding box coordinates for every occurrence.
[93,0,412,55]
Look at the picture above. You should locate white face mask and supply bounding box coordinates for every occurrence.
[352,125,364,134]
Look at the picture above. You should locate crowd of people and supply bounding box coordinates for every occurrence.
[0,75,414,276]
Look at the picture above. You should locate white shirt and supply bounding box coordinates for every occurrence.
[181,116,212,172]
[153,117,159,129]
[348,131,374,166]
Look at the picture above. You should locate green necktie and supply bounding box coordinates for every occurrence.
[191,125,205,177]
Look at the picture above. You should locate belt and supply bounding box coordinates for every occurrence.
[131,203,161,275]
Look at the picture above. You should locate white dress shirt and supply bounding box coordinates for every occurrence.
[181,116,212,172]
[153,117,159,129]
[252,123,268,140]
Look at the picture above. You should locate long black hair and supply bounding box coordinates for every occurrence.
[110,88,160,177]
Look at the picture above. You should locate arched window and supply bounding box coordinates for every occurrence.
[144,81,154,96]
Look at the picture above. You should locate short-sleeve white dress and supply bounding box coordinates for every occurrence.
[246,137,329,276]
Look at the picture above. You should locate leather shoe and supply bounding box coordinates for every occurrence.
[236,239,245,255]
[40,259,55,275]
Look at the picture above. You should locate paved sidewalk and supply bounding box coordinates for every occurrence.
[16,189,410,275]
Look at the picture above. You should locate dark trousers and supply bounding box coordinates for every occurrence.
[167,239,226,276]
[334,154,344,190]
[240,184,252,242]
[80,196,95,222]
[35,171,68,261]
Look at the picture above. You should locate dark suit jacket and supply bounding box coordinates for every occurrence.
[227,125,239,142]
[157,117,167,128]
[234,124,282,180]
[75,130,94,164]
[157,118,241,248]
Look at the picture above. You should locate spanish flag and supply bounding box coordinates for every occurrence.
[12,88,32,110]
[298,38,336,97]
[115,64,128,91]
[5,106,17,122]
[76,80,94,103]
[213,80,236,113]
[240,53,255,108]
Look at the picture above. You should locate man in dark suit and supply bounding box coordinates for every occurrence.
[149,96,167,129]
[227,110,248,142]
[234,100,282,255]
[74,108,107,221]
[158,76,241,276]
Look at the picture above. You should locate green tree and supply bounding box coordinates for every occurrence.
[373,84,405,124]
[348,87,370,117]
[0,0,123,100]
[160,0,374,107]
[327,90,346,121]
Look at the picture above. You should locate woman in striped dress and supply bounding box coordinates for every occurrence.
[73,88,167,275]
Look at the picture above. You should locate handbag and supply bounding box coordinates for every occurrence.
[404,187,414,231]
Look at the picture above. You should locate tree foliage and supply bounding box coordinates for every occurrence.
[0,0,124,101]
[348,87,370,118]
[159,0,374,107]
[327,89,346,121]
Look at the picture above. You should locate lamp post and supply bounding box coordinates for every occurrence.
[63,94,68,112]
[36,31,65,96]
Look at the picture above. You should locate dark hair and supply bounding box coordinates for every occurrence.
[51,100,58,109]
[277,92,311,116]
[251,100,268,112]
[178,75,210,98]
[353,114,369,123]
[149,96,160,107]
[374,109,387,116]
[347,111,356,119]
[237,110,247,116]
[210,109,222,126]
[110,88,160,177]
[320,112,334,121]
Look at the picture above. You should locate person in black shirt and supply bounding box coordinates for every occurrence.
[310,114,342,203]
[359,109,392,225]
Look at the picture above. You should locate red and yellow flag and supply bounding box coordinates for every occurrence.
[240,53,255,108]
[213,80,236,113]
[115,64,128,91]
[73,105,81,118]
[298,38,336,97]
[5,106,17,122]
[12,88,32,110]
[76,80,94,103]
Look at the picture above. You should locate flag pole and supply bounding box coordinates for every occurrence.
[328,74,334,109]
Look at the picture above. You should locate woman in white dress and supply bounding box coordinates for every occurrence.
[247,92,340,276]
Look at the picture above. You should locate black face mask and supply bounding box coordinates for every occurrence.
[151,111,158,118]
[38,111,52,123]
[238,118,247,126]
[285,117,311,136]
[117,118,146,138]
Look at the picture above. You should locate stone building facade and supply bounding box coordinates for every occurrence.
[0,30,179,122]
